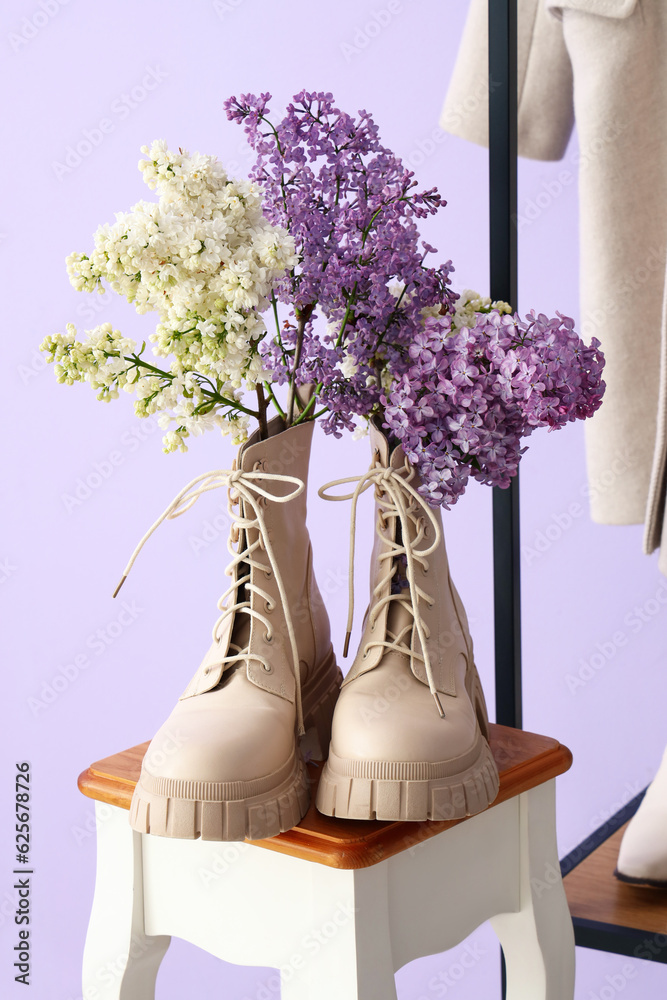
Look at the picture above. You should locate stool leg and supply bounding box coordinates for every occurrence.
[490,784,575,1000]
[83,803,171,1000]
[280,864,398,1000]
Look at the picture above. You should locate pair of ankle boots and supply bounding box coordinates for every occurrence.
[122,419,499,841]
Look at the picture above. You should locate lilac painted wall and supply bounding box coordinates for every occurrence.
[2,1,665,997]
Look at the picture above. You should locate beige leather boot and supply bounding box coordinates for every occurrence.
[121,418,341,841]
[616,744,667,887]
[316,424,499,822]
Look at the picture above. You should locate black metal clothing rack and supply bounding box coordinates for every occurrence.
[487,8,521,991]
[487,0,667,978]
[489,0,521,733]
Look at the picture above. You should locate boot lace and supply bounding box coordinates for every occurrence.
[319,459,445,718]
[113,467,308,734]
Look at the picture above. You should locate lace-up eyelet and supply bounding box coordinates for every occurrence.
[204,666,211,674]
[264,632,274,644]
[261,662,274,673]
[264,599,275,613]
[265,568,272,579]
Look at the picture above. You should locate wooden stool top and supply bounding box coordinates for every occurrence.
[78,724,571,870]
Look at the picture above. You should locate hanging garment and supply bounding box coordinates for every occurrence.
[442,0,667,572]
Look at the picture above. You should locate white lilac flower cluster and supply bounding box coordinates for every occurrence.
[450,289,512,332]
[42,140,297,451]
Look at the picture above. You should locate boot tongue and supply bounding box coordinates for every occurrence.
[227,494,255,659]
[225,430,298,664]
[386,553,414,655]
[386,596,413,655]
[390,552,409,594]
[230,608,251,654]
[220,586,252,668]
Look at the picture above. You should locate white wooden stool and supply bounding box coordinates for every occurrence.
[78,725,575,999]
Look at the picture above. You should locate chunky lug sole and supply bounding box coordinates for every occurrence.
[129,649,342,842]
[316,664,500,822]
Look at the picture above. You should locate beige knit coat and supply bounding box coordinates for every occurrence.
[443,0,667,572]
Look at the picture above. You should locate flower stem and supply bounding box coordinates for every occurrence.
[334,286,358,349]
[263,382,286,421]
[256,384,269,439]
[270,292,290,368]
[285,303,314,427]
[123,353,259,418]
[293,390,318,424]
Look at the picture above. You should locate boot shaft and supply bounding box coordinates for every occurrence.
[344,423,474,698]
[182,418,331,703]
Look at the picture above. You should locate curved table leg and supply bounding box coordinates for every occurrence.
[491,783,575,1000]
[83,803,171,1000]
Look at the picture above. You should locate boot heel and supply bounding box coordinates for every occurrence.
[466,662,491,741]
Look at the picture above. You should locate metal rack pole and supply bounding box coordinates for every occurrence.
[488,4,519,995]
[489,0,521,732]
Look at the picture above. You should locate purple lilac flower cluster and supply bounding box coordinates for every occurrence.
[224,89,606,506]
[224,90,456,436]
[383,310,606,507]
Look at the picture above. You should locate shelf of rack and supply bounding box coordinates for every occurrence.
[561,790,667,963]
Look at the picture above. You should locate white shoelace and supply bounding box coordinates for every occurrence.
[319,461,446,717]
[114,468,308,734]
